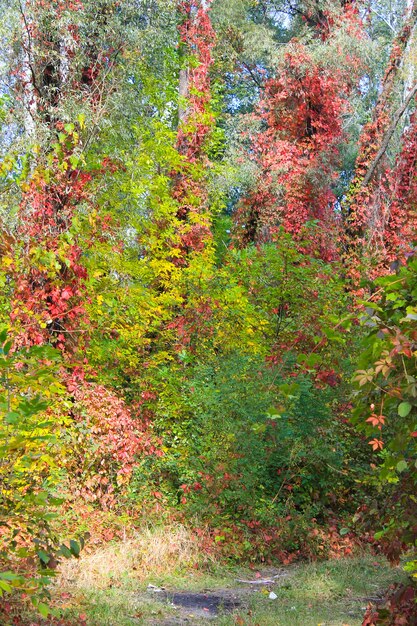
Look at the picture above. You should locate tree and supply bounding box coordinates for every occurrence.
[343,0,417,282]
[172,0,216,259]
[8,0,120,350]
[232,1,366,259]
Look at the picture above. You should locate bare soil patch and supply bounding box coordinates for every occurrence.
[146,567,292,624]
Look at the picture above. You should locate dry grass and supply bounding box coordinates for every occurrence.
[57,523,214,590]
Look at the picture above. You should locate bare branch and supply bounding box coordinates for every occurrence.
[240,61,264,89]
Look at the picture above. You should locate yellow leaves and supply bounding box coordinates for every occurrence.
[88,210,98,226]
[77,113,86,130]
[150,351,175,366]
[116,472,130,487]
[354,369,375,386]
[0,155,15,176]
[1,256,13,270]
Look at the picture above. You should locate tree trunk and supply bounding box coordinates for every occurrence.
[342,0,417,275]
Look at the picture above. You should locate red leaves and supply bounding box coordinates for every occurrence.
[172,0,215,255]
[233,45,350,257]
[233,5,367,256]
[315,369,341,388]
[344,60,417,279]
[11,158,90,350]
[66,381,157,508]
[9,0,112,351]
[61,286,73,301]
[362,584,417,626]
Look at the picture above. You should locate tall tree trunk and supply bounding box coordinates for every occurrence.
[172,0,215,260]
[342,0,417,282]
[11,0,115,350]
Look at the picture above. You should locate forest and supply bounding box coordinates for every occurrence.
[1,0,417,624]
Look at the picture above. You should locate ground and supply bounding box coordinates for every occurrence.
[48,533,407,626]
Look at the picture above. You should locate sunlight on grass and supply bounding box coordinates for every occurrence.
[57,523,214,591]
[54,542,408,626]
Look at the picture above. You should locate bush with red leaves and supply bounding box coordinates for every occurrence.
[65,380,158,509]
[362,584,417,626]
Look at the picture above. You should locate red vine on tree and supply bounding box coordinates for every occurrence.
[172,0,215,258]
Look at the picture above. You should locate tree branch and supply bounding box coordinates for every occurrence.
[361,83,417,188]
[240,61,264,89]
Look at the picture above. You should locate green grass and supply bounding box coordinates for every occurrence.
[56,552,407,626]
[215,554,406,626]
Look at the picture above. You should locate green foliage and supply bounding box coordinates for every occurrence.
[353,257,417,566]
[0,329,80,614]
[1,0,409,588]
[118,235,367,558]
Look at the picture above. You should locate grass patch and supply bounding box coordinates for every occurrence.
[58,523,214,591]
[62,588,177,625]
[217,555,407,626]
[50,526,408,626]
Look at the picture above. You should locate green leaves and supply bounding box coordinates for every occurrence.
[396,460,408,473]
[0,579,12,594]
[59,539,82,559]
[354,257,417,564]
[0,331,74,608]
[37,603,50,619]
[398,402,412,417]
[0,572,26,597]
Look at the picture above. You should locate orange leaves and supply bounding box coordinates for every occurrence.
[366,413,386,430]
[369,438,384,451]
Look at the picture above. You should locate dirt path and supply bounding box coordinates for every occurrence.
[141,563,389,626]
[145,568,293,624]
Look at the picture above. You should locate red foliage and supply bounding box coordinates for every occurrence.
[233,6,365,260]
[234,47,348,259]
[11,158,91,350]
[344,6,417,282]
[362,584,417,625]
[378,110,417,266]
[173,0,215,257]
[345,104,417,283]
[66,379,158,508]
[166,299,214,352]
[177,0,215,158]
[11,0,116,350]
